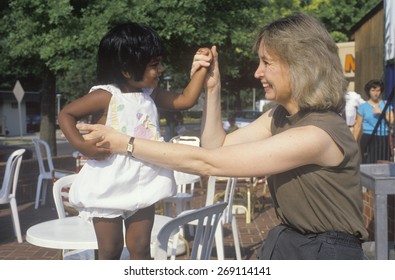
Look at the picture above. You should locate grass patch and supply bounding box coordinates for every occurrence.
[0,139,33,146]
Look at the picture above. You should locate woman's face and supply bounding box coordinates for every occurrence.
[369,86,381,102]
[254,43,292,105]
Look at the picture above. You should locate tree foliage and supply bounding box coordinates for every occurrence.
[0,0,382,150]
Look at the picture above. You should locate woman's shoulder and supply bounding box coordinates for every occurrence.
[357,101,370,112]
[380,99,391,106]
[359,101,370,107]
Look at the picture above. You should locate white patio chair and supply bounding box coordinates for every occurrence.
[233,176,267,224]
[162,136,201,217]
[180,176,242,260]
[207,176,242,260]
[0,149,25,243]
[32,139,73,209]
[52,173,79,219]
[162,171,201,217]
[154,202,227,260]
[51,173,93,259]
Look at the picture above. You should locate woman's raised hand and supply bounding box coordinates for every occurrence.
[190,46,220,94]
[205,46,220,93]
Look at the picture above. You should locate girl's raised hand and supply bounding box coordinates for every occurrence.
[190,47,212,78]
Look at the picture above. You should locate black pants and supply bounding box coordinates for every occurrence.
[360,133,390,163]
[257,225,366,260]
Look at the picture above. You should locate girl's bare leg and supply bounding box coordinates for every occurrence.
[93,216,124,260]
[124,205,155,260]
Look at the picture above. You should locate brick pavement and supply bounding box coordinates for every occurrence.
[0,181,279,260]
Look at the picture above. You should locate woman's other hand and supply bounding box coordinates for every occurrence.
[372,105,382,115]
[79,139,112,160]
[190,46,220,94]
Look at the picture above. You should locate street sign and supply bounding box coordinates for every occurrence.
[12,80,25,137]
[13,80,25,103]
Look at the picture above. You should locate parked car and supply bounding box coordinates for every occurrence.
[222,110,262,131]
[26,115,41,133]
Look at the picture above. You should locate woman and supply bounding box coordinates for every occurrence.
[77,12,368,260]
[353,79,394,163]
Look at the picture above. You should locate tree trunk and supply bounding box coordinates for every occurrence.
[39,68,57,156]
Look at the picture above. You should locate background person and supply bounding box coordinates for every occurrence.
[77,12,368,260]
[353,79,394,163]
[344,89,365,132]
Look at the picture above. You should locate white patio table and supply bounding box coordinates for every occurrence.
[26,214,185,258]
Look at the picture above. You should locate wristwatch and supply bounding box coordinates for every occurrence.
[127,136,135,157]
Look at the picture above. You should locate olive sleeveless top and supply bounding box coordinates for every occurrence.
[268,105,368,240]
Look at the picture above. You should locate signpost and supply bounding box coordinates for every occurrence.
[12,80,25,138]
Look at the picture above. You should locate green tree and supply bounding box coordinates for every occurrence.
[1,0,266,149]
[0,0,382,152]
[303,0,381,42]
[0,0,150,153]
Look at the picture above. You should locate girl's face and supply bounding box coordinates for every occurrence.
[369,86,381,102]
[254,43,292,105]
[129,57,165,90]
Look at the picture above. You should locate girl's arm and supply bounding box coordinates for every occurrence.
[153,48,212,110]
[58,89,112,159]
[76,122,343,178]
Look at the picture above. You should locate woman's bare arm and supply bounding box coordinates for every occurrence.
[200,46,272,149]
[77,123,343,178]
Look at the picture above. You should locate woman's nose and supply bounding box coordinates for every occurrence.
[254,65,263,79]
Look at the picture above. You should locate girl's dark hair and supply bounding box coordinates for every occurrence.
[364,79,384,96]
[96,22,164,86]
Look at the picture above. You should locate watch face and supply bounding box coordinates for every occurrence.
[127,137,135,156]
[127,143,133,153]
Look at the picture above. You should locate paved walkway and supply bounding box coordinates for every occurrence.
[0,181,279,260]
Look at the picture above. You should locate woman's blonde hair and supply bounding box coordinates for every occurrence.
[254,12,347,113]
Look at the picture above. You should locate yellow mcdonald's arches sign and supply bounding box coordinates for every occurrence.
[337,42,355,90]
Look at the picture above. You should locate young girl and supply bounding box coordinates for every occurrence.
[58,22,210,260]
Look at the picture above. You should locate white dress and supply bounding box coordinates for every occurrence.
[69,84,175,220]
